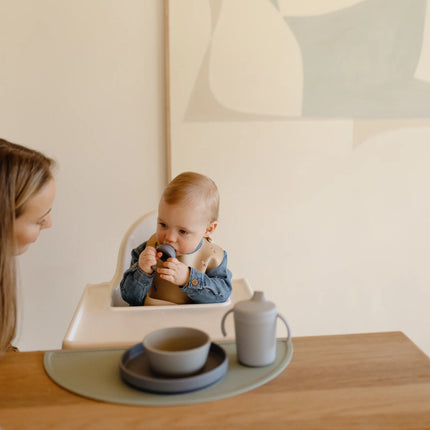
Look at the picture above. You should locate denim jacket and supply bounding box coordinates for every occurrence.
[120,239,232,306]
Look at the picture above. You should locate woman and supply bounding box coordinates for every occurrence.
[0,138,56,353]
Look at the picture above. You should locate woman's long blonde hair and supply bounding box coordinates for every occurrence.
[0,138,55,353]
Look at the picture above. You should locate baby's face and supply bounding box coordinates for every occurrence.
[156,198,213,255]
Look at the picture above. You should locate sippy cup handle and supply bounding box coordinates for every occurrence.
[221,309,234,337]
[277,313,292,344]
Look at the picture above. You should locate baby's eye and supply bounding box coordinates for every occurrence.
[179,229,188,235]
[158,222,167,228]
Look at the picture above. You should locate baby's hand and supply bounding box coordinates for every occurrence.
[157,258,190,286]
[138,246,161,274]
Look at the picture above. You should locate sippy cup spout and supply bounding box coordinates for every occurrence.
[252,291,265,301]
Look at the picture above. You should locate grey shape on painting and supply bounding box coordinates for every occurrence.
[286,0,430,118]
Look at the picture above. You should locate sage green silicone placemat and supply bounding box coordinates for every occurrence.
[44,340,293,406]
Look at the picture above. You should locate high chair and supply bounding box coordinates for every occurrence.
[62,211,253,349]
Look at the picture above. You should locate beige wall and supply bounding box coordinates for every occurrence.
[0,0,166,350]
[1,1,429,357]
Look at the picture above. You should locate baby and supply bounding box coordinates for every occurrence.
[120,172,232,306]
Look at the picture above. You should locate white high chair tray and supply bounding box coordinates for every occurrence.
[62,278,253,350]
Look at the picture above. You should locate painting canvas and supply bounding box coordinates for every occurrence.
[167,0,430,153]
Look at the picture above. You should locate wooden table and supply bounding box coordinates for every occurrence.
[1,332,429,429]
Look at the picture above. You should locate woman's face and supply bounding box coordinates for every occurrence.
[13,179,56,255]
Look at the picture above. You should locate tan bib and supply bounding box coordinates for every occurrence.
[144,234,224,306]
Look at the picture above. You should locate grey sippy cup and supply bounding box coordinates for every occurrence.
[221,291,291,367]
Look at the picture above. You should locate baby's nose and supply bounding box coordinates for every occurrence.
[164,230,176,243]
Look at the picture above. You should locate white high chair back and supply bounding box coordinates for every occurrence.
[111,211,157,306]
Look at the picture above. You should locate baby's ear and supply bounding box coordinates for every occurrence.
[205,221,218,237]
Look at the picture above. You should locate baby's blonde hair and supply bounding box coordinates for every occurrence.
[162,172,219,222]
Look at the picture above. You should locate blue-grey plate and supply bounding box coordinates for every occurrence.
[120,342,228,394]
